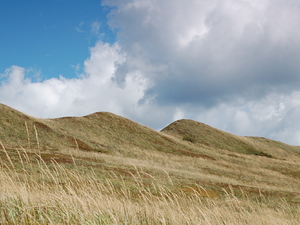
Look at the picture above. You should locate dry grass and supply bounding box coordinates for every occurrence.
[1,103,300,224]
[0,147,299,225]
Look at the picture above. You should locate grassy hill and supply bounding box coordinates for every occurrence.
[162,119,300,159]
[0,103,300,224]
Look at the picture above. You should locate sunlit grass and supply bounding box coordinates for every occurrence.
[1,103,300,224]
[0,145,299,225]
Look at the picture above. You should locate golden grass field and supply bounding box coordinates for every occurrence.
[0,103,299,224]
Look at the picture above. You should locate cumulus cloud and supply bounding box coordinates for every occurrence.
[105,0,300,105]
[193,93,300,142]
[101,0,300,144]
[0,43,148,119]
[2,0,300,145]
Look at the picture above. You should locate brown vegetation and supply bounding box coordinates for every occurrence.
[0,103,300,224]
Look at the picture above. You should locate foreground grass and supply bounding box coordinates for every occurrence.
[0,147,299,225]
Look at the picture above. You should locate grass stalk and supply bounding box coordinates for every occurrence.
[33,124,40,150]
[24,121,31,148]
[0,141,15,170]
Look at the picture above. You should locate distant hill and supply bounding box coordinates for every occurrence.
[1,103,299,160]
[0,104,177,153]
[0,104,217,159]
[161,119,300,159]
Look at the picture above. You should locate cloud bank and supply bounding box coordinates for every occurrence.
[0,43,148,118]
[2,0,300,145]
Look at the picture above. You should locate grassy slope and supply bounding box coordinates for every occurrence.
[161,119,300,159]
[1,103,300,203]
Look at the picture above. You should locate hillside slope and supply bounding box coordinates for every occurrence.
[1,103,300,204]
[0,104,208,158]
[161,119,300,159]
[1,103,300,160]
[0,104,166,152]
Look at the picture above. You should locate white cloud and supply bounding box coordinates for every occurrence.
[105,0,300,97]
[101,0,300,144]
[0,42,148,119]
[190,92,300,145]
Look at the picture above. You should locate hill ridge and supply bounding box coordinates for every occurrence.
[1,103,299,160]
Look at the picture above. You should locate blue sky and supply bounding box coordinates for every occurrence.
[0,0,115,79]
[2,0,300,145]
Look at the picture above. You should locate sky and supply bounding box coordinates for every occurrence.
[1,0,300,145]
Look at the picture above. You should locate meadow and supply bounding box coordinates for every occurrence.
[0,103,300,224]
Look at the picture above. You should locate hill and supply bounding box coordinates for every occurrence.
[161,119,300,159]
[2,103,299,159]
[0,103,300,224]
[0,104,212,158]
